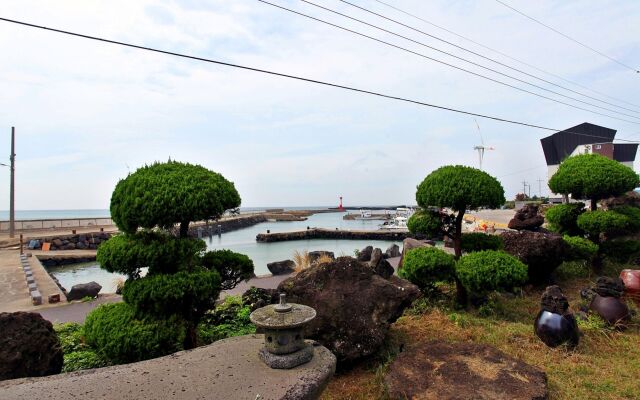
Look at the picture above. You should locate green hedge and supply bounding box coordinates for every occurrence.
[563,235,598,261]
[398,247,455,290]
[455,250,528,297]
[577,210,632,236]
[406,211,441,236]
[84,303,184,364]
[460,233,503,253]
[545,203,585,235]
[600,240,640,263]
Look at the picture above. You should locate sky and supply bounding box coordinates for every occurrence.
[0,0,639,209]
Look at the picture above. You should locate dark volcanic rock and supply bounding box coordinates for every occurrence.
[540,285,569,314]
[385,341,548,400]
[308,251,335,265]
[277,257,420,363]
[357,246,373,262]
[508,204,545,231]
[241,287,280,312]
[501,231,567,284]
[267,260,295,276]
[372,258,394,279]
[369,248,383,268]
[384,244,401,258]
[594,276,625,298]
[0,312,63,381]
[66,281,102,301]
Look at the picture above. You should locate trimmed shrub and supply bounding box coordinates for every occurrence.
[62,351,109,373]
[407,211,441,236]
[501,231,567,284]
[577,210,632,237]
[610,206,640,233]
[600,240,640,263]
[201,250,255,290]
[545,203,585,235]
[460,233,503,253]
[455,250,528,298]
[563,235,598,261]
[398,247,456,290]
[84,303,184,364]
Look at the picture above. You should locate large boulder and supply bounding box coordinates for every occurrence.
[398,238,433,270]
[385,341,548,400]
[0,312,63,381]
[356,246,373,262]
[267,260,295,276]
[278,257,420,363]
[501,231,567,284]
[385,244,401,258]
[66,281,102,301]
[508,204,544,231]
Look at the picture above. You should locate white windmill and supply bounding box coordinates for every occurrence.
[473,119,494,170]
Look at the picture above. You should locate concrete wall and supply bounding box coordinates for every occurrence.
[0,218,114,232]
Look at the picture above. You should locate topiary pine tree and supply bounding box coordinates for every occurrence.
[97,161,246,349]
[415,165,505,304]
[549,154,639,211]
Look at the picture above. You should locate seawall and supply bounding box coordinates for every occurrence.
[256,228,411,243]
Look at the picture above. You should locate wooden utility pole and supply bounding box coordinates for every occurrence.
[9,127,15,238]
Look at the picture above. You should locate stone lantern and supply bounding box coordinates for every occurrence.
[250,293,316,369]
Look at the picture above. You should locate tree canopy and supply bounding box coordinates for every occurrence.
[110,161,241,235]
[549,154,639,209]
[416,165,505,212]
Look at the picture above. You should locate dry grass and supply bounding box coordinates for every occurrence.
[321,261,640,400]
[113,277,125,294]
[293,250,311,273]
[315,254,334,266]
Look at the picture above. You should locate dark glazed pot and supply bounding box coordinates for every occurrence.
[534,310,579,348]
[620,269,640,305]
[590,294,631,327]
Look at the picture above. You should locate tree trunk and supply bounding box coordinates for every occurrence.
[590,198,597,211]
[183,322,197,350]
[453,211,465,259]
[454,277,468,306]
[179,221,189,238]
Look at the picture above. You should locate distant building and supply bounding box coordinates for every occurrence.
[540,122,638,200]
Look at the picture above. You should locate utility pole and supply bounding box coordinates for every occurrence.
[537,178,544,198]
[521,180,528,196]
[9,127,15,238]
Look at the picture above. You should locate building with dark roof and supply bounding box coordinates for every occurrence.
[540,122,638,197]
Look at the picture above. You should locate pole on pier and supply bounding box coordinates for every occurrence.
[9,128,16,239]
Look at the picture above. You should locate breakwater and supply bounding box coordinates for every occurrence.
[256,228,411,243]
[26,232,114,251]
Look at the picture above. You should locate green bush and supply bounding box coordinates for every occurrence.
[406,211,441,236]
[122,270,221,319]
[84,303,184,364]
[54,322,86,354]
[600,240,640,263]
[577,210,632,237]
[201,249,255,290]
[563,235,599,261]
[198,296,255,345]
[609,206,640,233]
[398,247,456,290]
[62,350,109,373]
[460,233,503,253]
[455,250,528,298]
[545,203,585,235]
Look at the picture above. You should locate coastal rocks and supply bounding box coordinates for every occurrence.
[508,204,544,231]
[501,231,567,284]
[66,281,102,301]
[384,341,548,400]
[267,260,295,276]
[277,257,420,363]
[398,238,433,270]
[308,251,335,265]
[0,312,63,381]
[368,248,394,279]
[188,215,268,238]
[586,277,631,327]
[357,246,373,262]
[29,232,113,251]
[385,244,401,258]
[534,285,579,348]
[369,248,383,267]
[620,269,640,305]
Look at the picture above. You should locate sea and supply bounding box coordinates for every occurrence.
[24,208,404,293]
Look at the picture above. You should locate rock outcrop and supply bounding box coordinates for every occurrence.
[0,312,63,381]
[66,281,102,301]
[508,204,544,231]
[357,246,373,262]
[501,231,567,284]
[267,260,295,276]
[384,244,401,258]
[384,341,548,400]
[277,257,420,363]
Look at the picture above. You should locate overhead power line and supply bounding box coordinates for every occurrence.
[338,0,640,115]
[259,0,640,125]
[370,0,640,110]
[494,0,640,74]
[0,16,638,145]
[298,0,640,121]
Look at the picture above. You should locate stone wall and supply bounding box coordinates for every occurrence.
[26,232,113,251]
[189,215,268,237]
[256,228,411,243]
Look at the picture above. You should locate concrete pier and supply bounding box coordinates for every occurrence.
[256,228,410,243]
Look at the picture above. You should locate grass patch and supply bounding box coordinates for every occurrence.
[54,322,110,373]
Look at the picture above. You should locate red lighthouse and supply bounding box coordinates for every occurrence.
[338,196,344,211]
